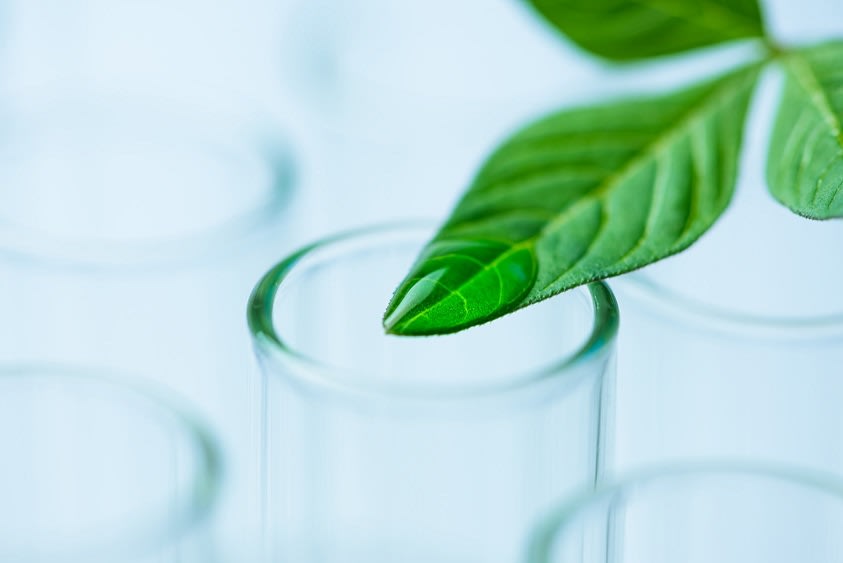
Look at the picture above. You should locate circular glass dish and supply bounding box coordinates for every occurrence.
[0,364,222,561]
[0,95,294,269]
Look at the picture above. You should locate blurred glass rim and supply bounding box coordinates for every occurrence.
[618,272,843,340]
[0,93,296,270]
[0,364,222,560]
[247,221,619,407]
[527,462,843,563]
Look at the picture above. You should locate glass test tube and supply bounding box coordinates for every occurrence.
[0,96,296,559]
[248,223,618,563]
[528,464,843,563]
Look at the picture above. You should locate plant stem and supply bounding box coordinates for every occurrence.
[763,37,788,59]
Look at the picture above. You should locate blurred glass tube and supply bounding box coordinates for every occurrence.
[528,465,843,563]
[0,95,295,560]
[0,96,292,266]
[0,365,221,563]
[248,224,618,562]
[609,274,843,476]
[604,69,843,478]
[0,3,297,557]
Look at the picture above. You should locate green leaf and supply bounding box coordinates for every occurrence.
[527,0,767,61]
[767,41,843,219]
[384,64,762,335]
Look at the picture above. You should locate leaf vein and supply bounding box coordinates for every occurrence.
[788,53,843,144]
[538,201,608,293]
[444,208,552,237]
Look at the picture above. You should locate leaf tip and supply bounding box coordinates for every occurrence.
[381,267,449,336]
[382,296,413,335]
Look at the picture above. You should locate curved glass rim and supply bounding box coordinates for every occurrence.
[247,221,619,402]
[619,272,843,339]
[528,462,843,563]
[0,364,223,559]
[0,95,295,270]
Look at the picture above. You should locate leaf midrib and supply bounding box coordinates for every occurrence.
[402,67,755,329]
[538,68,752,238]
[786,52,843,148]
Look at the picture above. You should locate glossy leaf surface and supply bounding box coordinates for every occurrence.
[527,0,766,61]
[384,64,762,335]
[767,41,843,219]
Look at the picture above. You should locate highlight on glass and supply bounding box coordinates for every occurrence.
[248,223,618,562]
[528,464,843,563]
[0,365,222,562]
